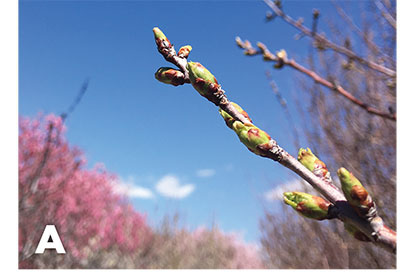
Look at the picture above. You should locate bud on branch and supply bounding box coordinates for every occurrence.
[298,148,338,191]
[178,45,192,59]
[274,49,287,68]
[219,103,274,157]
[283,191,332,220]
[337,167,375,218]
[153,27,173,60]
[187,61,229,106]
[155,67,186,86]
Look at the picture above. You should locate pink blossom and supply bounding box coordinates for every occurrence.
[19,114,151,268]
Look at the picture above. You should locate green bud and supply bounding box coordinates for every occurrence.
[230,121,271,157]
[155,67,185,86]
[344,223,371,242]
[218,102,252,129]
[187,62,223,104]
[153,27,171,49]
[187,62,218,87]
[218,102,269,156]
[298,148,330,179]
[153,27,167,40]
[178,45,192,58]
[284,191,331,220]
[337,167,374,216]
[298,148,317,171]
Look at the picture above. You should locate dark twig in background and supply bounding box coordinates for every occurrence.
[374,0,396,29]
[263,0,396,78]
[235,38,396,121]
[265,71,300,149]
[60,78,90,122]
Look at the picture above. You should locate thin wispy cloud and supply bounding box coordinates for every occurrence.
[264,179,314,201]
[112,177,154,199]
[196,169,216,178]
[156,174,195,199]
[224,163,234,172]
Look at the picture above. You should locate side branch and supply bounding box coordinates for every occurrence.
[236,38,396,121]
[374,0,396,29]
[263,0,396,78]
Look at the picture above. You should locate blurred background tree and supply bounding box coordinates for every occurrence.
[241,0,396,268]
[19,114,151,268]
[18,114,264,269]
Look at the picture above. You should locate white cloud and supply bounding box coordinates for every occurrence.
[196,169,216,178]
[112,177,154,199]
[264,179,314,201]
[224,163,234,172]
[155,174,195,199]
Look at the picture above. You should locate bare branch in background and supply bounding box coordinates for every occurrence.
[60,78,90,122]
[374,0,396,29]
[333,1,394,66]
[30,78,90,190]
[311,9,319,37]
[238,0,396,265]
[262,0,396,78]
[235,38,396,121]
[265,71,300,149]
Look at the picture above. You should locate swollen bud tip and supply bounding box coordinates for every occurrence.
[186,62,222,104]
[153,27,167,40]
[298,148,317,171]
[235,37,243,47]
[337,167,374,217]
[219,103,271,157]
[298,148,330,181]
[178,45,192,58]
[155,67,185,86]
[277,49,287,59]
[274,49,287,68]
[284,191,331,220]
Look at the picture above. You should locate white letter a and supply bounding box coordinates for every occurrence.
[35,225,66,254]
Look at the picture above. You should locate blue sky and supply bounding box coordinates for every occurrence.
[19,0,360,243]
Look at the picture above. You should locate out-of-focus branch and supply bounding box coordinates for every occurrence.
[153,27,396,254]
[333,2,393,65]
[311,9,319,37]
[236,38,396,121]
[27,123,54,194]
[61,78,90,122]
[28,79,91,192]
[263,0,396,78]
[265,72,300,149]
[374,0,396,29]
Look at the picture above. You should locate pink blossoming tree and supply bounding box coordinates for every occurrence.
[19,114,151,268]
[18,113,264,269]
